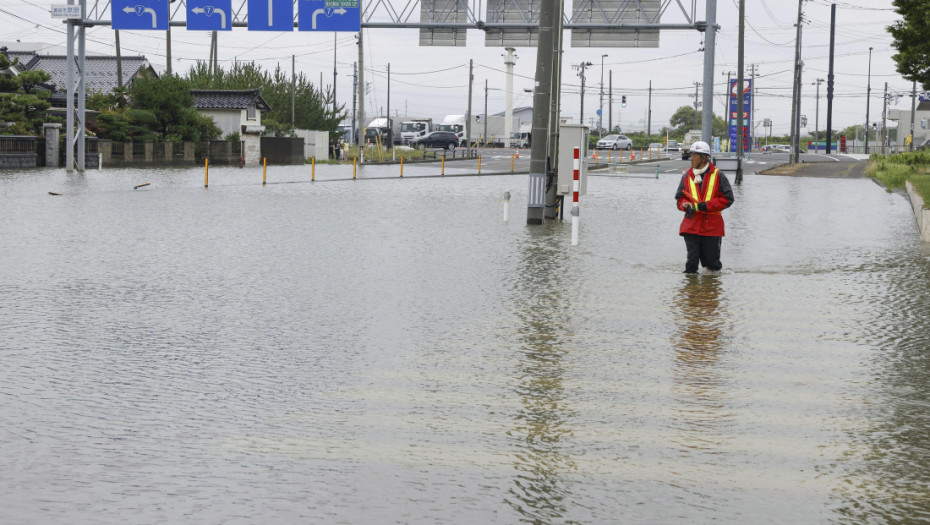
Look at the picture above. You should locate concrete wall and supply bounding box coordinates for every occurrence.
[906,181,930,242]
[200,108,263,139]
[260,137,304,165]
[0,154,36,169]
[201,110,242,138]
[294,129,329,160]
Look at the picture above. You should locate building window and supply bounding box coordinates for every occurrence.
[247,104,256,121]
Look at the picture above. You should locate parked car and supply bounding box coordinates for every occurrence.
[648,142,667,157]
[596,134,633,150]
[665,140,681,153]
[410,131,459,150]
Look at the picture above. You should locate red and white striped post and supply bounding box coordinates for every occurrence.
[571,146,581,246]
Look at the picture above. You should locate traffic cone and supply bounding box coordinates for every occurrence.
[631,151,636,160]
[514,149,520,159]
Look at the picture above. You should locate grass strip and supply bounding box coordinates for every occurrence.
[867,151,930,206]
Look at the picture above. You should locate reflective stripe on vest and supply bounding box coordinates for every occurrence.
[687,168,719,204]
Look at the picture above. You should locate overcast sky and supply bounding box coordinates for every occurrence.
[1,0,906,136]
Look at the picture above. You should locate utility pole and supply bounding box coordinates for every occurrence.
[357,30,365,147]
[467,59,473,155]
[599,54,607,136]
[737,0,745,161]
[910,80,917,151]
[608,70,613,132]
[527,0,562,225]
[701,0,717,143]
[546,6,564,220]
[882,81,888,154]
[814,78,824,152]
[386,63,391,147]
[574,62,593,125]
[647,80,652,139]
[693,82,701,130]
[484,80,488,144]
[866,46,873,154]
[166,25,172,76]
[826,3,836,153]
[789,0,803,164]
[352,62,357,143]
[333,33,338,114]
[750,63,757,154]
[115,30,122,89]
[504,48,516,148]
[291,55,296,126]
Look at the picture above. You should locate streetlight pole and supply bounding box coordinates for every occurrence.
[865,47,873,154]
[599,54,607,136]
[814,78,823,153]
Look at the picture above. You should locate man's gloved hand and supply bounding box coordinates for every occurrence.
[684,204,695,218]
[697,202,707,212]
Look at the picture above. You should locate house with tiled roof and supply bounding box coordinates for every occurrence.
[191,89,271,137]
[4,50,155,106]
[192,89,271,165]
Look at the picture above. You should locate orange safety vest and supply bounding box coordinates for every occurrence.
[687,168,720,213]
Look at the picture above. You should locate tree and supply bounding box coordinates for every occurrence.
[0,52,54,135]
[128,74,220,142]
[889,0,930,89]
[668,106,728,139]
[185,60,344,135]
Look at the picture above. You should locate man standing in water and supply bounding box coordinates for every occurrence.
[674,141,735,274]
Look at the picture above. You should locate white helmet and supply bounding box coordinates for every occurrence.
[690,141,711,156]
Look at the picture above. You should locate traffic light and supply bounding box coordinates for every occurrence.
[621,95,627,108]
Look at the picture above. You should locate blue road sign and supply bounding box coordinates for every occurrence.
[298,0,360,32]
[187,0,233,31]
[112,0,169,30]
[248,0,294,31]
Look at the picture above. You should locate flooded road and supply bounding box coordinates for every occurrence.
[2,164,929,523]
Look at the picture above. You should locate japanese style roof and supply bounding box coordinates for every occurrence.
[191,89,271,111]
[13,53,153,93]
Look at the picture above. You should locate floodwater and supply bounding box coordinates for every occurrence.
[2,163,929,524]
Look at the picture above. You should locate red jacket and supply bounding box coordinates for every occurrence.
[675,161,734,237]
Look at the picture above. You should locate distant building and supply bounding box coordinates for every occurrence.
[888,101,930,151]
[192,89,271,165]
[493,106,533,125]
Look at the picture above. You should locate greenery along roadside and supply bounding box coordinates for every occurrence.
[868,151,930,206]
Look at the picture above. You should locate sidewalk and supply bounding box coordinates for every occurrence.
[759,158,869,178]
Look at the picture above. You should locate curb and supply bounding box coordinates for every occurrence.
[905,181,930,242]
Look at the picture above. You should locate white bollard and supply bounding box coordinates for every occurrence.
[503,191,511,222]
[571,205,580,246]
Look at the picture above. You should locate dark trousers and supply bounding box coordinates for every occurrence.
[683,233,723,273]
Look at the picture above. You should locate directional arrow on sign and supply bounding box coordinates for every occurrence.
[123,5,157,28]
[312,7,347,29]
[191,6,227,29]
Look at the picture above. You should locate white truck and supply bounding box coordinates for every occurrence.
[437,115,469,146]
[400,118,433,145]
[363,117,391,145]
[680,129,703,159]
[478,115,518,147]
[509,122,532,148]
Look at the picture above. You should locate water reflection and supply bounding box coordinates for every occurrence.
[505,225,577,523]
[670,275,732,453]
[833,252,930,522]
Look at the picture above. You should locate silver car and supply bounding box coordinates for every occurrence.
[596,134,633,150]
